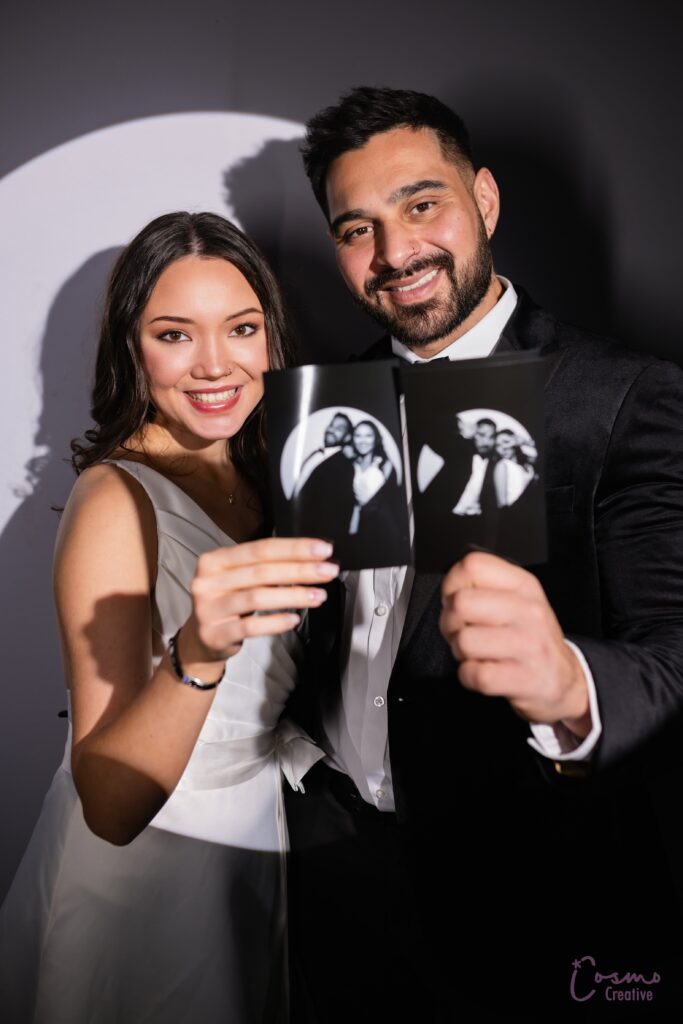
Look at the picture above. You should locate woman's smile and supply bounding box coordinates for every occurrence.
[184,385,242,413]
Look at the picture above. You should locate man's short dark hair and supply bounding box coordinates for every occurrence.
[302,86,475,220]
[329,412,353,439]
[476,418,497,432]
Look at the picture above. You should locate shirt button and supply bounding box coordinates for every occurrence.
[373,695,385,708]
[376,788,385,799]
[375,603,388,616]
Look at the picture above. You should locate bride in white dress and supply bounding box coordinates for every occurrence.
[0,212,333,1024]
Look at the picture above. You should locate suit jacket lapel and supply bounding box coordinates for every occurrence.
[496,287,564,387]
[357,334,395,362]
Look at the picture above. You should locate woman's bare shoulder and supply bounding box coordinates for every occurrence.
[62,460,154,520]
[54,462,158,587]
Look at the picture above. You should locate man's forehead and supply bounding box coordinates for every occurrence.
[325,126,458,219]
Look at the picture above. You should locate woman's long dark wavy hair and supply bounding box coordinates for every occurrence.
[352,420,388,463]
[70,212,297,524]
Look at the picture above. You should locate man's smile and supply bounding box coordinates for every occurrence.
[381,266,442,303]
[389,268,439,292]
[367,258,448,308]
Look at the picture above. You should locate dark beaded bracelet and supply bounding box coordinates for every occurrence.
[167,629,225,691]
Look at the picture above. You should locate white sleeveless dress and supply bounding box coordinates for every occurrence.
[0,460,323,1024]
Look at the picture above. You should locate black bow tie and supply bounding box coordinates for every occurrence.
[402,355,451,367]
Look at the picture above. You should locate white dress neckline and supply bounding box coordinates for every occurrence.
[103,456,236,547]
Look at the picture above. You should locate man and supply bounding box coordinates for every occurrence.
[295,411,355,537]
[451,416,497,516]
[423,413,499,557]
[286,87,683,1017]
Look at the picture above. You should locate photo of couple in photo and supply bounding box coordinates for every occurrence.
[418,409,538,515]
[452,410,538,516]
[290,408,403,551]
[409,395,545,570]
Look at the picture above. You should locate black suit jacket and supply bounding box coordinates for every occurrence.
[426,433,499,555]
[296,448,355,540]
[290,288,683,976]
[356,289,683,779]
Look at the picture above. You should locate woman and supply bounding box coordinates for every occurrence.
[492,428,537,507]
[348,420,392,536]
[346,420,402,567]
[0,212,335,1023]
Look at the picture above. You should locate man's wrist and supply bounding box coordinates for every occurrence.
[528,641,602,763]
[559,646,591,738]
[560,707,592,740]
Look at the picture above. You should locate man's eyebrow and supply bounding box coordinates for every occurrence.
[330,209,369,236]
[387,179,448,203]
[330,180,448,235]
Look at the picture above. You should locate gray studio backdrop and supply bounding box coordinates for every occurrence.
[1,0,681,900]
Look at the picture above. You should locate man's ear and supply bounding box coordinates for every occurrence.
[473,168,500,239]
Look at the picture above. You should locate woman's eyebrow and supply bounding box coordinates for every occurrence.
[148,315,194,325]
[147,307,262,325]
[225,307,262,321]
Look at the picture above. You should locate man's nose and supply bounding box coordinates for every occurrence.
[373,221,420,271]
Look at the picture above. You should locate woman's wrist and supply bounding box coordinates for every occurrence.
[174,622,227,677]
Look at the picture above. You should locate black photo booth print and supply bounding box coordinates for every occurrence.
[400,352,548,572]
[264,362,410,570]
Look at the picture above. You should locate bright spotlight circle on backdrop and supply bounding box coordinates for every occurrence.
[0,111,304,531]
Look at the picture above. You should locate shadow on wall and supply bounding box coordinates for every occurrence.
[0,248,120,902]
[460,75,679,361]
[223,137,380,364]
[453,80,614,336]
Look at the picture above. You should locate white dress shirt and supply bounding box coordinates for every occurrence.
[453,452,490,515]
[322,278,602,809]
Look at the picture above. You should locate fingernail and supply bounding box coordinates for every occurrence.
[287,613,301,627]
[316,562,340,578]
[310,541,333,557]
[310,589,328,603]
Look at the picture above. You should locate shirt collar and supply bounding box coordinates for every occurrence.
[391,276,517,364]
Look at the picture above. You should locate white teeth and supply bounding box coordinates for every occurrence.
[394,268,439,293]
[187,388,238,404]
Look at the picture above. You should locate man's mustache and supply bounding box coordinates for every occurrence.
[365,253,454,297]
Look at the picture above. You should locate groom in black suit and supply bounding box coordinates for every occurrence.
[426,414,499,553]
[296,411,355,539]
[285,86,683,1017]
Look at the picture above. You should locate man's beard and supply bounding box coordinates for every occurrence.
[355,216,493,348]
